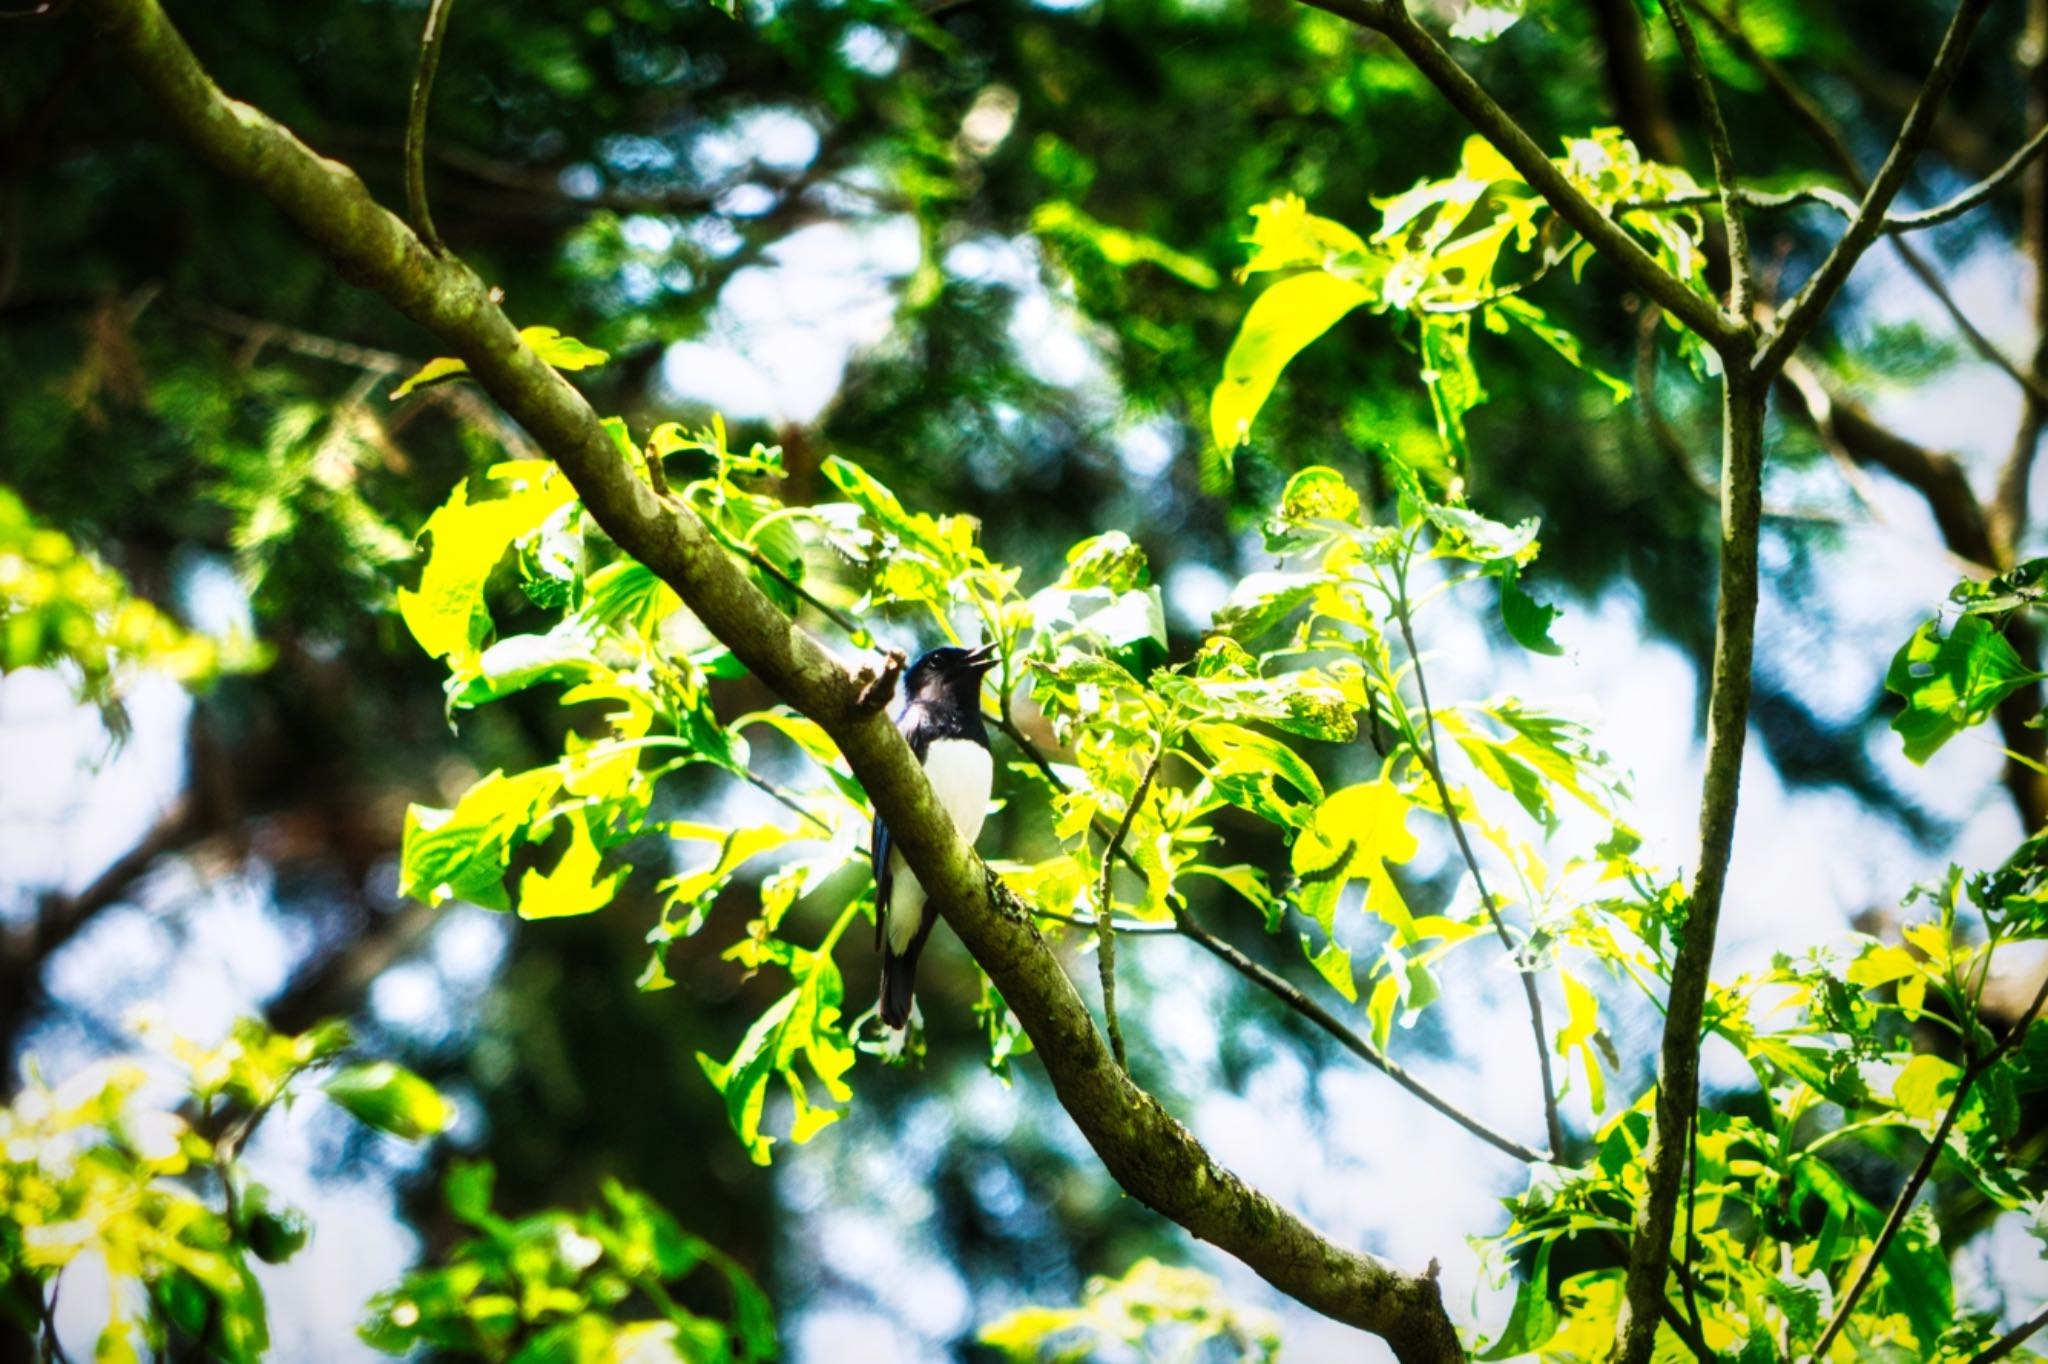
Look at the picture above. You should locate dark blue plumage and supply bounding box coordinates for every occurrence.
[874,642,999,1028]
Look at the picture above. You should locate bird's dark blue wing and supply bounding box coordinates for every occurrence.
[871,810,892,952]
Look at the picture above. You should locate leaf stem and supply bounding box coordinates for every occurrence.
[1390,557,1568,1160]
[1095,737,1165,1071]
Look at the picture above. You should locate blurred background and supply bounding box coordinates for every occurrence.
[3,0,2047,1357]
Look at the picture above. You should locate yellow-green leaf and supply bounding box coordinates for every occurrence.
[517,812,627,920]
[1211,272,1374,451]
[389,326,609,401]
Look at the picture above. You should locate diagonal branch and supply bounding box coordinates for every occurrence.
[78,2,1465,1356]
[1094,738,1164,1071]
[1969,1303,2048,1364]
[1171,906,1548,1164]
[998,709,1545,1162]
[1625,114,2048,238]
[1295,0,1745,355]
[1753,0,1999,377]
[1392,575,1566,1159]
[1810,970,2048,1359]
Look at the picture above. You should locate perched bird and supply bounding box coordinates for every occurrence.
[874,642,1000,1028]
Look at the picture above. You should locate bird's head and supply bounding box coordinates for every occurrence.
[904,642,1000,707]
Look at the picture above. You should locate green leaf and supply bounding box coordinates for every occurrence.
[1499,569,1564,655]
[1292,780,1420,942]
[396,463,577,670]
[1211,570,1324,641]
[516,811,628,920]
[1211,271,1375,452]
[1891,1053,1960,1121]
[1479,1239,1558,1358]
[1419,312,1484,464]
[1491,297,1630,402]
[1238,193,1376,279]
[695,949,855,1165]
[1182,863,1284,931]
[1555,972,1608,1114]
[324,1062,453,1141]
[1030,200,1220,289]
[389,326,608,400]
[1191,721,1323,827]
[401,767,561,910]
[1304,933,1357,1002]
[1886,615,2043,763]
[519,325,610,372]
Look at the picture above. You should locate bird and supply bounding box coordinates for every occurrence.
[874,641,1000,1029]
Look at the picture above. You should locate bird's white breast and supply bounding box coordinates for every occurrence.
[885,738,993,953]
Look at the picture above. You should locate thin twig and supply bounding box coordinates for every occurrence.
[1172,906,1550,1164]
[1391,572,1567,1159]
[1004,704,1547,1161]
[1623,119,2048,234]
[739,769,836,838]
[1656,0,1752,317]
[1680,1104,1708,1347]
[1095,740,1164,1071]
[1034,908,1180,936]
[1687,0,2048,404]
[1298,0,1745,354]
[1888,120,2048,230]
[1968,1303,2048,1364]
[37,1276,72,1364]
[404,0,458,254]
[1745,0,1999,377]
[1810,971,2048,1359]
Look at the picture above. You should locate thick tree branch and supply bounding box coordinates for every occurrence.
[1296,0,1746,354]
[1614,360,1766,1364]
[1753,0,1998,376]
[79,2,1465,1355]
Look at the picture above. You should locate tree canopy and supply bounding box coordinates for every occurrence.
[4,0,2048,1361]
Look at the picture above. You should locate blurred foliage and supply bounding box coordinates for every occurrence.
[979,1257,1281,1362]
[0,485,263,725]
[0,1018,429,1360]
[0,1016,763,1364]
[362,1161,773,1363]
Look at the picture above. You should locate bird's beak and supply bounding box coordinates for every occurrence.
[963,641,1002,673]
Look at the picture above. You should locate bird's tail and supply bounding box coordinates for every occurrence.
[879,945,919,1029]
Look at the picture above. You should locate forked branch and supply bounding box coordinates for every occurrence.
[79,1,1465,1356]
